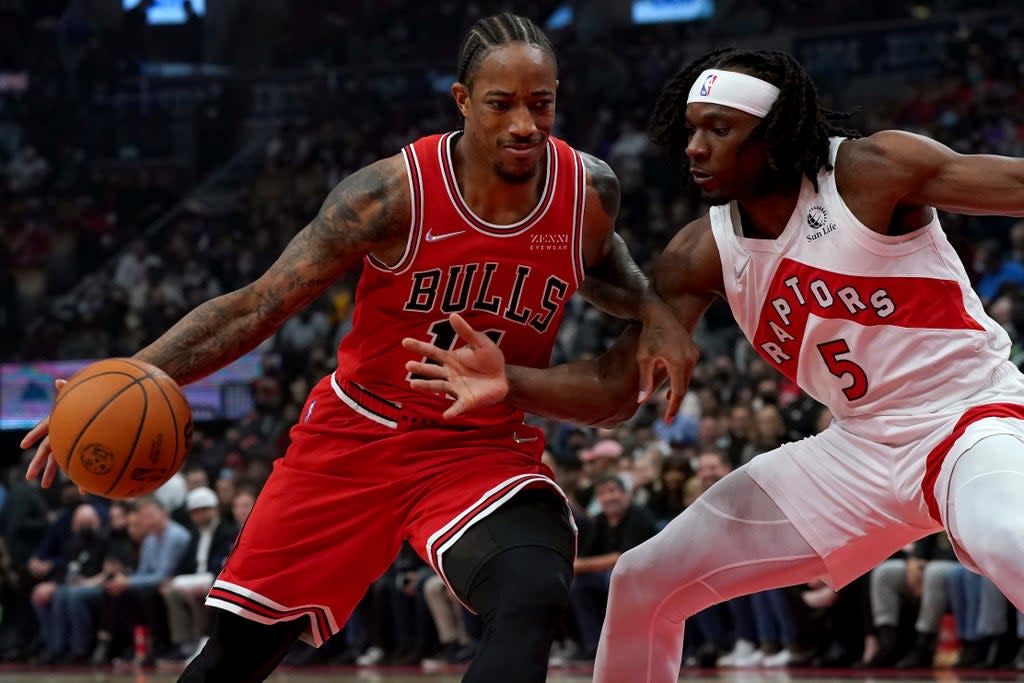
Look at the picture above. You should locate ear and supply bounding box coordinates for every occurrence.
[451,82,471,119]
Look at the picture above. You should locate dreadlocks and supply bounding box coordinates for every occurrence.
[649,48,857,193]
[456,13,556,89]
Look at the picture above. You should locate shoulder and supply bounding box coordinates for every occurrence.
[317,153,412,240]
[836,131,950,181]
[578,151,620,219]
[656,215,723,294]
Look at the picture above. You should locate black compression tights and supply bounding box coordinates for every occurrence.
[459,544,573,683]
[176,609,305,683]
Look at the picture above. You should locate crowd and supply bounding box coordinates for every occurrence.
[2,0,1024,673]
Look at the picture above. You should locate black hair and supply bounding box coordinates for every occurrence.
[456,12,556,89]
[649,47,857,192]
[592,474,627,493]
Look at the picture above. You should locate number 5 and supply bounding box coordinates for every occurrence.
[816,339,868,401]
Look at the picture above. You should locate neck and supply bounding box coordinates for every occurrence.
[453,134,545,224]
[606,509,627,527]
[736,185,802,239]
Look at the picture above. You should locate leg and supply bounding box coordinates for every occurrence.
[441,490,575,683]
[567,571,610,657]
[870,560,907,630]
[163,582,192,651]
[946,434,1024,611]
[594,470,831,683]
[178,609,306,683]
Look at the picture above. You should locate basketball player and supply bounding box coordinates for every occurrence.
[401,48,1024,683]
[20,14,694,682]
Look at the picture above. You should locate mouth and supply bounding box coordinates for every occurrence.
[504,141,543,159]
[691,168,715,187]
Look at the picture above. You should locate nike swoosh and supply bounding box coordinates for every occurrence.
[425,229,466,243]
[513,433,539,444]
[734,256,750,280]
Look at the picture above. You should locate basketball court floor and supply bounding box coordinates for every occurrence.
[1,667,1020,682]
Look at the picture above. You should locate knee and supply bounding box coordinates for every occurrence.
[871,559,906,591]
[964,518,1024,572]
[609,547,653,606]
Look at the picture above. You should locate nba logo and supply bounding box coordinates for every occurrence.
[700,74,717,97]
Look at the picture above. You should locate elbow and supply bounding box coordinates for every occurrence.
[589,391,640,429]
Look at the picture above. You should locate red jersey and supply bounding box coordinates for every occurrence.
[334,132,587,430]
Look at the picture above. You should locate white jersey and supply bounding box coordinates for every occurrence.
[711,137,1012,438]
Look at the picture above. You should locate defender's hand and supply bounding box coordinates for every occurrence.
[402,313,509,419]
[636,301,699,422]
[22,379,68,488]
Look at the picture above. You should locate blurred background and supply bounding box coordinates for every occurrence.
[1,0,1023,673]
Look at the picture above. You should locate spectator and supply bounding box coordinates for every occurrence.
[569,474,657,661]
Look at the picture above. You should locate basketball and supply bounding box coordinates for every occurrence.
[47,358,193,500]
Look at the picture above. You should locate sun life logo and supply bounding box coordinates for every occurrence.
[807,205,827,230]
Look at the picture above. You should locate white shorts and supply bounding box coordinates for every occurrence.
[746,361,1024,589]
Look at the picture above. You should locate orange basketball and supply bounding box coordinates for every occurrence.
[48,358,193,500]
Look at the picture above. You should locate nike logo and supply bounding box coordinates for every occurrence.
[425,229,465,243]
[513,432,538,444]
[734,256,750,281]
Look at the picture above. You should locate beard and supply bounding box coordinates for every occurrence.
[493,162,538,185]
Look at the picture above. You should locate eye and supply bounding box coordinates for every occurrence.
[713,127,730,137]
[488,101,510,111]
[533,100,553,111]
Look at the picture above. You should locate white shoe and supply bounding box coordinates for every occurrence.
[356,646,385,666]
[733,648,765,667]
[718,639,756,667]
[762,649,792,667]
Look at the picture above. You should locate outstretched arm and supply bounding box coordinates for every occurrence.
[852,130,1024,217]
[404,218,723,427]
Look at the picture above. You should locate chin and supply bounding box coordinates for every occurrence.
[494,162,538,185]
[701,190,733,206]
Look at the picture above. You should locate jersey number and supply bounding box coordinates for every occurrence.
[817,339,868,401]
[409,319,504,380]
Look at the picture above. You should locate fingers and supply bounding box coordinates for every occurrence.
[25,436,53,481]
[449,312,489,347]
[442,398,468,420]
[404,361,447,379]
[664,361,692,423]
[637,357,655,404]
[408,378,451,395]
[20,415,50,450]
[402,337,448,362]
[665,383,685,423]
[55,378,67,391]
[42,452,61,489]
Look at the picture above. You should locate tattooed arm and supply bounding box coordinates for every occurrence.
[23,155,409,487]
[135,156,409,385]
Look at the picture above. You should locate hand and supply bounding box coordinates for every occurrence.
[401,313,509,419]
[104,574,130,595]
[22,379,68,489]
[636,300,699,422]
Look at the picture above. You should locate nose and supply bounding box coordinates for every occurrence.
[508,104,538,138]
[685,130,708,161]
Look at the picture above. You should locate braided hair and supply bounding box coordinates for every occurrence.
[455,13,557,89]
[649,48,856,193]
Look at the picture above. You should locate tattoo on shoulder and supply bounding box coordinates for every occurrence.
[314,157,407,247]
[581,152,620,219]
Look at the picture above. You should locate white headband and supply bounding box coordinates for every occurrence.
[686,69,780,118]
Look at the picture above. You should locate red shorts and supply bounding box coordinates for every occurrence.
[206,373,563,646]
